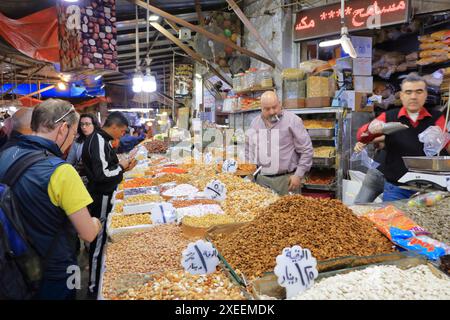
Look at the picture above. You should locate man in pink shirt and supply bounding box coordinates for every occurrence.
[245,91,313,195]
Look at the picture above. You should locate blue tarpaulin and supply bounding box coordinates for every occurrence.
[0,83,105,98]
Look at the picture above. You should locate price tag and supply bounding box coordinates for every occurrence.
[181,240,219,275]
[150,203,177,224]
[222,159,237,173]
[203,180,227,201]
[274,245,318,299]
[204,152,213,164]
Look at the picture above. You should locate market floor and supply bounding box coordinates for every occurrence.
[76,242,94,300]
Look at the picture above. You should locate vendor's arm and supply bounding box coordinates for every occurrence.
[291,117,313,178]
[357,113,387,144]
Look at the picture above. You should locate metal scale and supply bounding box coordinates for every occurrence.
[399,157,450,192]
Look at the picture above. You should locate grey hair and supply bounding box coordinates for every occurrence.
[401,72,426,90]
[31,99,79,132]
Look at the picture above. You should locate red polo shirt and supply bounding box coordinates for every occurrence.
[357,106,448,145]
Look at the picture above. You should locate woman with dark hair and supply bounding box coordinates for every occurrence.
[67,113,100,183]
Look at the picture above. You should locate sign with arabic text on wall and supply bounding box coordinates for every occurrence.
[294,0,410,41]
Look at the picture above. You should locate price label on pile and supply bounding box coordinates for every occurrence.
[150,203,177,224]
[222,159,237,173]
[181,239,219,275]
[204,152,213,164]
[274,245,318,299]
[204,180,227,201]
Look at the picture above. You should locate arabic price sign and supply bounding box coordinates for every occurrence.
[150,203,177,224]
[222,159,238,173]
[294,0,409,41]
[204,152,213,164]
[181,240,219,275]
[274,245,318,299]
[204,180,227,201]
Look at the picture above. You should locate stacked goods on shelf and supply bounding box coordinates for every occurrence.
[303,119,334,129]
[305,169,335,185]
[282,68,306,109]
[417,30,450,66]
[239,97,260,111]
[313,146,335,158]
[211,195,395,280]
[233,68,274,92]
[372,50,410,79]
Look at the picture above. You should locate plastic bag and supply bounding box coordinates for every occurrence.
[407,191,447,207]
[362,205,429,239]
[390,227,446,260]
[350,149,380,169]
[418,126,450,156]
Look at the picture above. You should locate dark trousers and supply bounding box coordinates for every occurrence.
[34,277,76,300]
[87,192,113,297]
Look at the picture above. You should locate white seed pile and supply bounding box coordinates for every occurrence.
[292,265,450,300]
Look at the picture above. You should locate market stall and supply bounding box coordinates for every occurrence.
[99,142,450,300]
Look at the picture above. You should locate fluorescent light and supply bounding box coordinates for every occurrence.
[101,84,105,89]
[95,74,102,81]
[63,0,79,2]
[149,15,160,22]
[195,73,202,79]
[341,34,357,58]
[57,82,68,91]
[319,38,342,47]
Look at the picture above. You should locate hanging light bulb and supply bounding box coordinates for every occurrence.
[341,34,357,58]
[142,68,157,93]
[132,70,144,92]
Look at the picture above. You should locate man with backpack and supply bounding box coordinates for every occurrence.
[82,111,136,298]
[0,99,102,300]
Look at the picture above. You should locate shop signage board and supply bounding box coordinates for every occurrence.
[174,64,194,98]
[274,245,318,299]
[57,0,118,72]
[294,0,410,41]
[181,240,220,275]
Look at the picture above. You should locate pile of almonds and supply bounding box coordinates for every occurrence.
[212,195,395,279]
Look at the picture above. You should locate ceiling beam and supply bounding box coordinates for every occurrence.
[149,21,231,86]
[118,39,186,52]
[118,45,182,59]
[116,12,206,31]
[195,0,205,26]
[127,0,275,68]
[226,0,283,71]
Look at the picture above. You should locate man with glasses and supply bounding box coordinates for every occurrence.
[0,99,102,299]
[82,111,136,298]
[357,73,450,201]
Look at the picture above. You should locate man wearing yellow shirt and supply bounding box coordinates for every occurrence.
[0,99,102,300]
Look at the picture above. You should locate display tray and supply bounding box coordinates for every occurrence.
[106,213,156,242]
[312,157,335,166]
[303,182,336,191]
[307,128,334,138]
[251,253,446,300]
[403,156,450,172]
[206,224,404,288]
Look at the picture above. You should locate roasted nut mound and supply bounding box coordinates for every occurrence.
[182,214,236,228]
[144,140,168,154]
[110,214,152,229]
[213,195,394,279]
[105,225,193,276]
[124,194,163,205]
[152,173,190,186]
[171,199,220,208]
[106,270,246,300]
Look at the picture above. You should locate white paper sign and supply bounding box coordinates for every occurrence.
[274,245,318,299]
[222,159,237,173]
[181,240,219,275]
[204,152,213,164]
[204,180,227,201]
[150,203,177,224]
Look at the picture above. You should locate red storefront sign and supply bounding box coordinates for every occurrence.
[294,0,410,41]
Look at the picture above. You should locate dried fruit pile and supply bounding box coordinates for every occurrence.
[144,140,168,154]
[110,214,152,229]
[213,195,394,279]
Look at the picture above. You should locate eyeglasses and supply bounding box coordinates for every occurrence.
[54,106,75,124]
[80,122,93,127]
[403,89,425,95]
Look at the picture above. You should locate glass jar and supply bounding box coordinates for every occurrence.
[260,68,273,88]
[233,74,242,92]
[238,73,246,91]
[245,70,256,90]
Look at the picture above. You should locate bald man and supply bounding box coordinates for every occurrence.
[245,91,313,195]
[0,107,34,151]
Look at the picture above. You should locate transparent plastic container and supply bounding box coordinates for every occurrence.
[260,68,273,88]
[245,70,256,90]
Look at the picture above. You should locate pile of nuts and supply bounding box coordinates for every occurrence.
[105,225,193,276]
[292,265,450,300]
[152,173,190,186]
[105,270,246,300]
[144,140,168,154]
[182,214,236,228]
[113,202,123,213]
[396,198,450,244]
[222,189,279,222]
[213,195,394,279]
[110,214,152,229]
[171,199,220,208]
[123,177,153,189]
[124,194,163,205]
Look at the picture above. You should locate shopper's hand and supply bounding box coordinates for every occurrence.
[126,158,137,171]
[92,217,102,235]
[354,142,366,153]
[119,158,130,170]
[368,119,384,135]
[288,175,302,192]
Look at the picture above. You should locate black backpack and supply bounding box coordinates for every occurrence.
[0,151,63,300]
